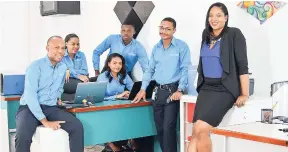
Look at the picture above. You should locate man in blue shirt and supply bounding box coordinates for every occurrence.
[133,17,191,152]
[92,23,149,78]
[15,36,84,152]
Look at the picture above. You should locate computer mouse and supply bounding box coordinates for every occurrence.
[283,117,288,123]
[272,116,286,121]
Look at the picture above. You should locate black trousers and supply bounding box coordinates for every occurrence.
[15,105,84,152]
[152,84,179,152]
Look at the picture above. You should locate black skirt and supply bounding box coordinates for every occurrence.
[193,78,236,127]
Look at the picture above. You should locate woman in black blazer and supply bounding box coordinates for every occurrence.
[188,2,249,152]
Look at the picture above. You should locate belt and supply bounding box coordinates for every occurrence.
[156,81,178,90]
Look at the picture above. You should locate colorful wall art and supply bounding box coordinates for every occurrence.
[237,1,286,24]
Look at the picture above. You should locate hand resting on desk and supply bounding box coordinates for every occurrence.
[132,89,147,103]
[116,91,130,99]
[234,95,249,107]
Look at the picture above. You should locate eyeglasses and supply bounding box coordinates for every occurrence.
[158,26,172,32]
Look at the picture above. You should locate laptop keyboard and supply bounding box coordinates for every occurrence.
[62,100,75,104]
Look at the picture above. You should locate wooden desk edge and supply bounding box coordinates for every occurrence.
[67,101,152,113]
[1,96,21,101]
[211,128,288,147]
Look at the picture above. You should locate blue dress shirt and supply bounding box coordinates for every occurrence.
[141,37,191,91]
[62,50,88,79]
[20,56,67,120]
[92,34,149,72]
[201,40,223,78]
[97,71,134,100]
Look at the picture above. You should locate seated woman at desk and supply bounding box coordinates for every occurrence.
[97,53,134,100]
[97,53,136,151]
[62,33,89,83]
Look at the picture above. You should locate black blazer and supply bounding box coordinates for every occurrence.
[196,27,249,99]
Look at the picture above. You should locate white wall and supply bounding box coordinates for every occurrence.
[1,1,288,97]
[0,2,29,74]
[28,1,121,76]
[263,7,288,84]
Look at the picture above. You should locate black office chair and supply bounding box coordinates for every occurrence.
[61,78,82,101]
[89,76,98,82]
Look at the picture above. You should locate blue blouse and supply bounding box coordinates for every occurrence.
[97,71,134,100]
[200,40,223,78]
[62,50,89,79]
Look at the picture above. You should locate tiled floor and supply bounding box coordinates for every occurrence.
[9,133,104,152]
[84,146,104,152]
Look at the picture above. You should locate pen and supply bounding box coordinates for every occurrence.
[272,101,279,110]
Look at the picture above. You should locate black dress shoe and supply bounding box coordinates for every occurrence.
[102,145,123,152]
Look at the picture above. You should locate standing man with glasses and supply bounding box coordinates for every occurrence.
[132,17,191,152]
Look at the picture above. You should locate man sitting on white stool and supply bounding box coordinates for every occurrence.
[15,36,84,152]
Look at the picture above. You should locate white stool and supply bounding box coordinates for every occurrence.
[30,126,70,152]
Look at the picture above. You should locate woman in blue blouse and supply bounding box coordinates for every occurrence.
[188,3,249,152]
[97,53,134,100]
[97,53,136,151]
[62,33,89,82]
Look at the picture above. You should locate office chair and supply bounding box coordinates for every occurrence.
[61,78,82,101]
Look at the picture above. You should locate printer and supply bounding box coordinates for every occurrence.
[0,73,25,96]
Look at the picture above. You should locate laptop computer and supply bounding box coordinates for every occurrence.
[61,82,107,108]
[128,80,156,100]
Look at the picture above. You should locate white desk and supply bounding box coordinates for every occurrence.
[211,122,288,152]
[180,95,272,152]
